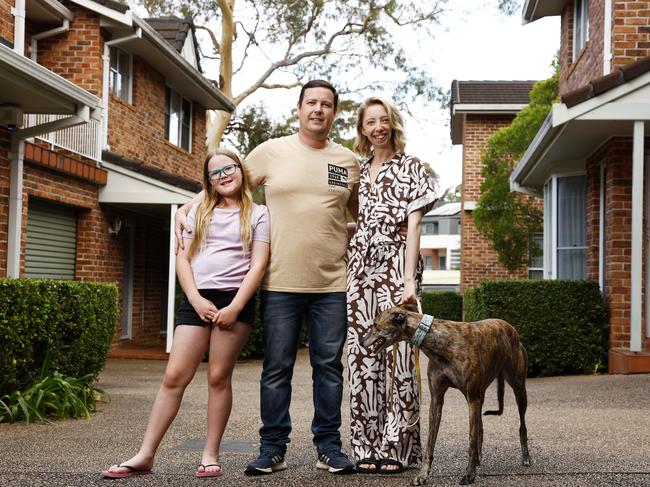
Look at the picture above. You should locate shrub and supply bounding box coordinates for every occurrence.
[463,280,608,377]
[239,291,263,359]
[0,279,118,395]
[0,362,108,424]
[421,291,463,321]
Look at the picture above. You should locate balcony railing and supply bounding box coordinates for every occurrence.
[23,114,101,162]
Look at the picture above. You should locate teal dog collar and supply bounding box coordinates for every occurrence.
[410,314,433,347]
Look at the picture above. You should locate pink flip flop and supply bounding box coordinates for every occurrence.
[102,463,152,479]
[195,463,223,478]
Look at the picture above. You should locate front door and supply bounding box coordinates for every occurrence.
[120,222,135,339]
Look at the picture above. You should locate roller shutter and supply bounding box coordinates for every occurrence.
[24,200,77,279]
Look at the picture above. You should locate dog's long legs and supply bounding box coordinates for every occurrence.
[483,373,504,415]
[511,349,531,466]
[461,397,483,485]
[412,383,447,486]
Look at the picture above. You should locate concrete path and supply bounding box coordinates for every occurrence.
[0,349,649,486]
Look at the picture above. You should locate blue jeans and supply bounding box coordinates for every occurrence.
[259,291,346,455]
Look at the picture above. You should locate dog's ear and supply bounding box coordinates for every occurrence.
[393,310,407,328]
[399,296,419,314]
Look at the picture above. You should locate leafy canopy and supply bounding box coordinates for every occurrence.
[473,63,559,272]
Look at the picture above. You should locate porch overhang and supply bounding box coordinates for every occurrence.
[510,70,650,193]
[0,44,101,118]
[521,0,566,24]
[98,160,197,206]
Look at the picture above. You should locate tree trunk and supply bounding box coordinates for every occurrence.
[207,110,233,152]
[207,0,235,151]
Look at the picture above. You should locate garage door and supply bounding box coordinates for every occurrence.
[24,200,77,279]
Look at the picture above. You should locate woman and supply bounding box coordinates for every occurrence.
[347,97,436,473]
[102,148,270,479]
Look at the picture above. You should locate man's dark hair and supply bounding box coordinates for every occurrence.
[298,79,338,110]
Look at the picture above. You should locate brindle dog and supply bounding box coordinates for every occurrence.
[362,302,531,485]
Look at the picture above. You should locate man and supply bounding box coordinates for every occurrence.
[175,80,359,475]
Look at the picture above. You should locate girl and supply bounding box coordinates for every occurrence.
[103,148,270,479]
[346,97,436,474]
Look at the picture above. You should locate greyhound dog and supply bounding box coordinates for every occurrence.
[362,302,531,485]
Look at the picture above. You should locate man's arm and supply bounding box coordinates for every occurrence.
[174,191,203,253]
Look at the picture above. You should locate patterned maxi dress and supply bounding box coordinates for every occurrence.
[346,153,436,466]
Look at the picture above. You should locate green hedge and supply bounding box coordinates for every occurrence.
[463,280,609,377]
[421,291,463,321]
[0,279,118,395]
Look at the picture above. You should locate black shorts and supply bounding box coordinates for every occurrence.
[175,289,256,327]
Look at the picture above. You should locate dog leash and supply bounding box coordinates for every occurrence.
[387,300,432,428]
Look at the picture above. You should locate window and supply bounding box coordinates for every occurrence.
[573,0,589,59]
[165,87,192,151]
[450,248,461,270]
[439,255,447,270]
[528,232,543,279]
[422,223,434,235]
[557,176,587,279]
[109,47,132,101]
[424,255,433,270]
[544,175,587,280]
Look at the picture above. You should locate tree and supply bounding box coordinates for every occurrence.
[472,63,559,272]
[133,0,450,150]
[441,184,461,202]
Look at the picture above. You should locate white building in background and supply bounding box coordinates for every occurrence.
[420,202,461,292]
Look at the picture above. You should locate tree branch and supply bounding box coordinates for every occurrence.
[195,24,220,54]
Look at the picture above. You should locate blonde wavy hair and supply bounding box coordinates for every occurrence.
[188,148,254,260]
[353,97,406,157]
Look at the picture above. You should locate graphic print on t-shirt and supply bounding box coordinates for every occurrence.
[328,163,349,190]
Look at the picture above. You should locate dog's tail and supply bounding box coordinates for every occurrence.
[483,373,504,416]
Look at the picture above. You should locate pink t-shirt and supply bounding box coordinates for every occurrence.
[183,203,270,290]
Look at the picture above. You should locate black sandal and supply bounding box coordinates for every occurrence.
[378,458,404,474]
[355,458,379,473]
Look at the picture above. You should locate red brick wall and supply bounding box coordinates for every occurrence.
[460,114,528,290]
[559,0,605,96]
[611,0,650,69]
[0,0,13,45]
[107,59,207,179]
[585,138,634,349]
[36,6,103,96]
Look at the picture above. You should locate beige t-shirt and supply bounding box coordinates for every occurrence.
[245,133,360,292]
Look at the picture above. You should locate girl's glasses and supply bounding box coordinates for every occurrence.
[208,163,240,181]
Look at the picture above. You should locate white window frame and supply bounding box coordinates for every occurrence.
[544,172,587,280]
[528,232,544,279]
[165,86,193,152]
[573,0,589,60]
[109,46,132,103]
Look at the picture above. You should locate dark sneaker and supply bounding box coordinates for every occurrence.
[244,452,287,476]
[316,450,355,475]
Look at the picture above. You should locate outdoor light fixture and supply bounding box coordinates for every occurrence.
[108,216,122,236]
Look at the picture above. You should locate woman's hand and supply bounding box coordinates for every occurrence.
[214,305,239,330]
[400,280,417,306]
[190,296,219,323]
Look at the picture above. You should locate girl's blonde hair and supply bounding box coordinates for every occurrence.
[353,97,406,157]
[188,148,254,260]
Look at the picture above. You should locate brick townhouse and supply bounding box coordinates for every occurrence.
[511,0,650,372]
[450,80,539,290]
[0,0,234,355]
